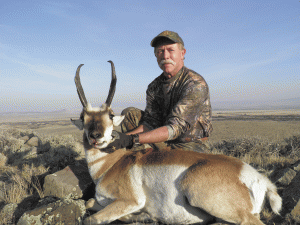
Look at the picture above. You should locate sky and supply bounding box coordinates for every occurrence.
[0,0,299,114]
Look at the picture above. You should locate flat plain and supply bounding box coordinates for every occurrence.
[1,109,299,144]
[211,109,300,143]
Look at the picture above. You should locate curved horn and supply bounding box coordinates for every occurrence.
[75,64,88,108]
[105,61,117,107]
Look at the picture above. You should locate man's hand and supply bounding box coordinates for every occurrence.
[107,132,134,149]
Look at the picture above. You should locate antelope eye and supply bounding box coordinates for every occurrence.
[109,114,114,120]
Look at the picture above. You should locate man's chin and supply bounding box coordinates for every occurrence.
[161,67,173,76]
[163,69,176,78]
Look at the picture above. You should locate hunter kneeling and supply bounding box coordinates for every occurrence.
[108,30,213,152]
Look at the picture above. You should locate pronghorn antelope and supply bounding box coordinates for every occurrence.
[71,61,282,225]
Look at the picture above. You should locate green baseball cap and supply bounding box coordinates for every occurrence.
[151,30,184,47]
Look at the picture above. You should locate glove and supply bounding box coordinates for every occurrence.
[107,131,134,150]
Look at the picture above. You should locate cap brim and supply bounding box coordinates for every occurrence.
[151,36,177,47]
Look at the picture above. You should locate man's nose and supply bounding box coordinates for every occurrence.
[162,50,170,59]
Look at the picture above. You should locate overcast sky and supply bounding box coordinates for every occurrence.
[1,0,299,113]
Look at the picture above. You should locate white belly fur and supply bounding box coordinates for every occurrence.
[129,165,211,224]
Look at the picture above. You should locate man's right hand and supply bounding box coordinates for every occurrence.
[107,132,134,150]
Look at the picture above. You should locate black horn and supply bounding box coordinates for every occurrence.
[75,64,88,108]
[105,61,117,107]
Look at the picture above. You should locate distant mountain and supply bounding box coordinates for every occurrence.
[212,97,300,111]
[0,98,299,116]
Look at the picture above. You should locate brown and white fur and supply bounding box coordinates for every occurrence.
[72,61,282,225]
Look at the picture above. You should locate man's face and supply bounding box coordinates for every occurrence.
[155,42,186,79]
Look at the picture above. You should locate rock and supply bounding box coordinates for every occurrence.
[20,136,30,143]
[0,203,18,224]
[17,198,86,225]
[19,144,33,152]
[282,172,300,211]
[30,146,38,155]
[26,136,39,147]
[290,200,300,223]
[0,152,8,166]
[210,222,233,225]
[272,168,297,186]
[43,165,93,199]
[24,147,38,158]
[292,160,300,172]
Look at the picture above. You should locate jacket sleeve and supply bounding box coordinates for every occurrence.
[165,80,210,140]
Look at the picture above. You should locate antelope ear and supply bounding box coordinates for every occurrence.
[112,115,125,126]
[70,118,84,130]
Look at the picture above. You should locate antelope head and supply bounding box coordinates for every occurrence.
[71,61,124,149]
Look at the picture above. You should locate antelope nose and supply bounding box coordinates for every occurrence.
[89,132,102,139]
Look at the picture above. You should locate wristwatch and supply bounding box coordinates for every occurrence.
[132,134,140,146]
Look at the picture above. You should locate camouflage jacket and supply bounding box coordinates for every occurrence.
[142,66,213,143]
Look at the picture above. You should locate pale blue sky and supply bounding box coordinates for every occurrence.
[1,0,299,113]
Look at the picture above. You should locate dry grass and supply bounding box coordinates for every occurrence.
[0,127,85,224]
[211,135,300,167]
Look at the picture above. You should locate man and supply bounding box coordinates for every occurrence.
[108,30,212,152]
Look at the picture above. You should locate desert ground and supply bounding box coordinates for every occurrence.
[1,109,299,144]
[1,108,300,224]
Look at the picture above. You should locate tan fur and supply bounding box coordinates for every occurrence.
[181,156,252,223]
[83,138,279,224]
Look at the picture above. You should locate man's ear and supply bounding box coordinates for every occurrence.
[112,115,125,126]
[181,48,186,60]
[70,118,84,130]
